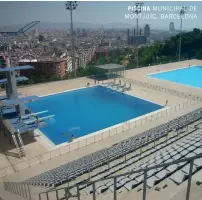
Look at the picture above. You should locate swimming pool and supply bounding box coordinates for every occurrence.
[149,66,202,89]
[28,86,163,145]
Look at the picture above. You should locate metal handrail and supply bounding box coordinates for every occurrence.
[39,153,202,200]
[123,77,202,101]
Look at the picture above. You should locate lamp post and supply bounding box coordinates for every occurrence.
[134,2,144,68]
[66,1,78,78]
[179,6,186,61]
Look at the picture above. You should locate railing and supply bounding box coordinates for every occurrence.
[39,153,202,200]
[0,99,201,179]
[4,181,31,199]
[123,77,202,102]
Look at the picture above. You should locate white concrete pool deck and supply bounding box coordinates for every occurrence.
[1,59,202,182]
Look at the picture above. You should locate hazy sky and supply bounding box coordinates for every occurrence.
[0,1,201,30]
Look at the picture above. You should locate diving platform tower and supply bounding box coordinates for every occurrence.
[0,59,54,158]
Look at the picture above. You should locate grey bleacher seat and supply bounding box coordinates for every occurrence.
[123,180,138,191]
[173,154,181,160]
[183,144,190,149]
[194,148,202,154]
[147,176,159,188]
[170,150,178,156]
[136,175,144,183]
[187,144,196,151]
[181,164,197,174]
[180,150,189,156]
[129,173,140,180]
[119,177,131,185]
[155,159,164,165]
[147,169,157,176]
[164,158,174,164]
[166,164,178,173]
[194,142,202,147]
[194,158,202,168]
[170,171,186,184]
[177,162,187,167]
[185,152,196,158]
[155,169,168,179]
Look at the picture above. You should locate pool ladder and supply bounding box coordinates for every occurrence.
[11,130,25,158]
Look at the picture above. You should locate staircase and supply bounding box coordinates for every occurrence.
[0,182,27,200]
[11,131,25,158]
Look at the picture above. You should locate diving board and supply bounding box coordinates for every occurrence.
[0,93,22,102]
[1,107,16,115]
[0,77,28,84]
[24,115,55,124]
[3,118,49,134]
[0,65,33,72]
[0,96,39,106]
[21,110,49,119]
[0,95,7,101]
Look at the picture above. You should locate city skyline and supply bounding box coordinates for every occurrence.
[0,1,201,30]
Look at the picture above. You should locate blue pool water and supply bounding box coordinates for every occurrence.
[28,86,163,145]
[149,66,202,89]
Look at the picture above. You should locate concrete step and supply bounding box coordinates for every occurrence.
[170,181,202,200]
[0,181,29,200]
[0,190,26,200]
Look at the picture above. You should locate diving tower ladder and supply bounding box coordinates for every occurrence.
[11,130,25,158]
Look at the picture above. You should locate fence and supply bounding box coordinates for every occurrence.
[0,98,201,179]
[38,153,202,200]
[123,77,202,102]
[4,181,31,199]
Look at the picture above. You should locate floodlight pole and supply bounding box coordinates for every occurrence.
[179,6,186,61]
[134,2,144,68]
[70,8,76,77]
[66,1,78,78]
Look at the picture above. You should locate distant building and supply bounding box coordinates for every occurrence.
[169,22,175,32]
[127,29,146,45]
[38,35,45,42]
[19,57,68,78]
[66,56,73,73]
[76,53,86,69]
[82,29,87,37]
[95,48,111,59]
[139,28,142,36]
[0,54,6,67]
[109,40,112,48]
[144,24,150,37]
[34,29,39,37]
[127,29,130,44]
[133,36,147,45]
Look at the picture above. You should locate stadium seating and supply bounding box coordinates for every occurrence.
[69,129,202,196]
[24,107,202,188]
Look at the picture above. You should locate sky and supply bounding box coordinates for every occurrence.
[0,1,201,30]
